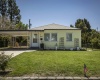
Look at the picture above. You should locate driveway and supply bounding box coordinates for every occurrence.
[0,50,36,57]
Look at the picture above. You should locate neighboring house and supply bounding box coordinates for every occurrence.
[0,23,81,49]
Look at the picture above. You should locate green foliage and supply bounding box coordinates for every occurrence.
[75,18,100,48]
[0,16,13,30]
[8,51,100,76]
[15,22,28,30]
[8,0,21,23]
[0,16,28,30]
[0,0,21,30]
[0,52,12,71]
[0,0,7,16]
[0,36,8,47]
[75,18,91,33]
[70,24,74,27]
[90,30,100,48]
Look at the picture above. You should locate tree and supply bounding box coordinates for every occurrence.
[15,22,28,30]
[75,19,90,33]
[0,0,21,29]
[0,0,7,17]
[84,18,91,32]
[0,16,13,30]
[70,24,74,27]
[0,0,8,29]
[90,29,100,49]
[7,0,21,24]
[75,19,90,47]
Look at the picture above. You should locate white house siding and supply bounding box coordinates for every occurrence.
[43,30,81,49]
[29,31,44,48]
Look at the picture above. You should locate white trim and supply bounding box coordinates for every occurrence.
[32,33,39,47]
[44,33,58,42]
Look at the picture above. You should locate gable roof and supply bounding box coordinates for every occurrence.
[29,23,80,30]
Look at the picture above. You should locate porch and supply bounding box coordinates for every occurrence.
[0,30,44,49]
[0,30,30,48]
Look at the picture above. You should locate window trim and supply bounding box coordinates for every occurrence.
[44,33,57,42]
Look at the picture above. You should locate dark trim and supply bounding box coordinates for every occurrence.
[29,29,81,30]
[28,30,44,31]
[0,30,44,32]
[44,29,81,30]
[0,29,81,32]
[0,30,28,31]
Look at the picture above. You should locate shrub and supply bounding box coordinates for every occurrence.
[0,52,13,71]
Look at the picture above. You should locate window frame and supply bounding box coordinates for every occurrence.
[51,33,57,41]
[66,33,72,41]
[44,33,50,41]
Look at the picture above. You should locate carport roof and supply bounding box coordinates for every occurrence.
[0,30,29,36]
[0,23,81,36]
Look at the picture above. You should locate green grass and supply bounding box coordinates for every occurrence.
[7,51,100,77]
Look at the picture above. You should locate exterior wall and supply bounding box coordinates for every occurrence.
[29,31,44,48]
[43,30,81,49]
[29,30,81,49]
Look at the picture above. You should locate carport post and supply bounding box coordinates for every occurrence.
[3,37,5,47]
[14,37,15,47]
[15,36,16,46]
[27,32,29,48]
[12,37,14,48]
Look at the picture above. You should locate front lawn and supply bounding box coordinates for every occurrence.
[7,51,100,77]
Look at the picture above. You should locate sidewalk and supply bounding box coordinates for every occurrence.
[0,50,36,57]
[0,76,100,80]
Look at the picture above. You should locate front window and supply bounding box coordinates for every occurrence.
[66,33,72,41]
[44,33,50,41]
[51,33,57,41]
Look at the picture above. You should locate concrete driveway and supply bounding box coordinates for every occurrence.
[0,50,36,57]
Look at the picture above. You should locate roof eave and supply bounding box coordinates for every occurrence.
[44,29,81,30]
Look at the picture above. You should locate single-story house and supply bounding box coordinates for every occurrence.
[0,23,81,49]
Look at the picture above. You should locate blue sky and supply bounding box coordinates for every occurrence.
[16,0,100,30]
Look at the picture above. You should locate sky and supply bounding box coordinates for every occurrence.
[16,0,100,30]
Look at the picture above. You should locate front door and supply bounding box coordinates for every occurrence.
[32,33,39,47]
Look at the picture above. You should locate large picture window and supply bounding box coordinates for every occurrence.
[51,33,57,41]
[44,33,50,41]
[66,33,72,41]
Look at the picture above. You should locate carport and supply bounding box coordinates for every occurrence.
[0,30,30,48]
